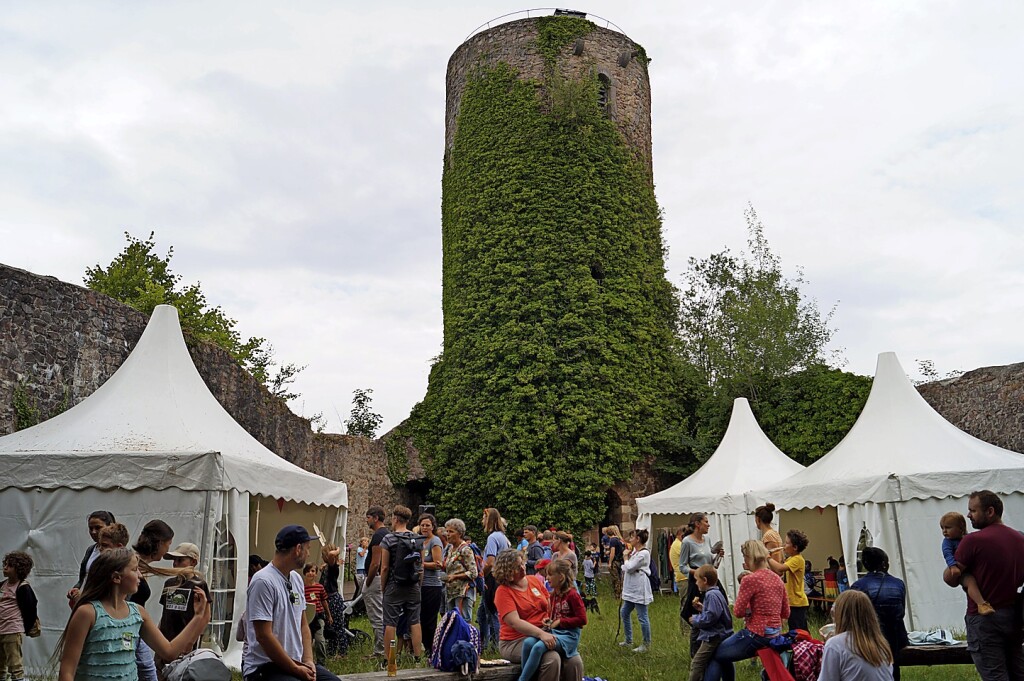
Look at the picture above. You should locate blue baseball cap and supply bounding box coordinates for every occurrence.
[275,525,313,550]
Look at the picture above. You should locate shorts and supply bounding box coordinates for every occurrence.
[383,593,421,628]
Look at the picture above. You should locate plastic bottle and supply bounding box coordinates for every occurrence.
[387,638,398,676]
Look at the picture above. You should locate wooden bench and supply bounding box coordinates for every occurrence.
[899,643,972,666]
[807,595,835,612]
[338,664,521,681]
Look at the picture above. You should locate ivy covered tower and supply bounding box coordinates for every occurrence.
[414,14,686,531]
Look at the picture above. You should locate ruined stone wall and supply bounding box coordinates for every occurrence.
[0,263,398,541]
[918,363,1024,453]
[610,363,1024,534]
[446,17,653,173]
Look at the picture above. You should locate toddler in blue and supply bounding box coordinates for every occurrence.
[940,511,993,614]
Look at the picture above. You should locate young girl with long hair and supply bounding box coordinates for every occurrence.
[518,559,587,681]
[819,590,894,681]
[56,547,210,681]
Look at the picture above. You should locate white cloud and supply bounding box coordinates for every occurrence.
[2,1,1022,429]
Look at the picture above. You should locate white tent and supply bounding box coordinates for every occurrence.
[635,397,804,597]
[0,305,348,673]
[751,352,1024,630]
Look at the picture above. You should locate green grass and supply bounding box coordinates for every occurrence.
[233,578,978,680]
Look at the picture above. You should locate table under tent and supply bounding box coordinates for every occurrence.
[636,397,804,599]
[749,351,1024,631]
[0,305,348,673]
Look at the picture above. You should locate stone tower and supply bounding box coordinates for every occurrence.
[415,13,685,532]
[445,16,654,174]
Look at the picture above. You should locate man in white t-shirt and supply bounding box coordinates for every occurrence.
[243,525,341,681]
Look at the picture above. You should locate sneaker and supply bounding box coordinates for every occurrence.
[633,644,649,653]
[618,641,632,647]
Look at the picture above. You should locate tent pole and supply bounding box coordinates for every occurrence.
[200,490,213,578]
[727,514,737,597]
[889,478,915,631]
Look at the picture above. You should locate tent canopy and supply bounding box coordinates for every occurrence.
[637,397,804,517]
[0,305,347,508]
[758,352,1024,511]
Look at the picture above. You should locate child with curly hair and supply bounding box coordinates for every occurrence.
[1,551,38,681]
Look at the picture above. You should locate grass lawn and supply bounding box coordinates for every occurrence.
[234,577,979,680]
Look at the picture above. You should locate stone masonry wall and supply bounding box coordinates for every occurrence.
[0,263,398,542]
[446,17,653,174]
[918,362,1024,453]
[5,261,1024,544]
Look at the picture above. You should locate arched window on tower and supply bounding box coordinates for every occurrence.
[597,73,612,118]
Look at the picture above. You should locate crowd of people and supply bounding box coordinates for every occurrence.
[1,488,1021,681]
[352,505,589,681]
[2,512,217,681]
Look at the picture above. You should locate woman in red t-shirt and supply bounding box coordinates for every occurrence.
[493,549,585,681]
[705,540,789,681]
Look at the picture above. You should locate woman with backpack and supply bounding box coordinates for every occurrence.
[619,529,653,653]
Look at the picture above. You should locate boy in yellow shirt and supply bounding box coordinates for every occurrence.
[768,529,810,632]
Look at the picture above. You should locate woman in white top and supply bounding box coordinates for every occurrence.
[619,529,653,653]
[819,590,894,681]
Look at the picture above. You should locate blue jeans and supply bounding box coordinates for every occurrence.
[477,599,500,648]
[620,601,651,645]
[703,628,771,681]
[446,595,474,622]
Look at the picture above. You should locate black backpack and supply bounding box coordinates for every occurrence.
[647,552,661,592]
[390,532,425,585]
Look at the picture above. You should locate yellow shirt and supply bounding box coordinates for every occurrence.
[783,553,809,607]
[669,538,684,584]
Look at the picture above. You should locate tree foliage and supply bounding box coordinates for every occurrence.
[85,232,303,400]
[679,206,836,398]
[675,209,869,469]
[413,37,687,535]
[345,388,383,439]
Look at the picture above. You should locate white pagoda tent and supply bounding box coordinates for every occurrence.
[752,351,1024,630]
[636,397,804,598]
[0,305,348,672]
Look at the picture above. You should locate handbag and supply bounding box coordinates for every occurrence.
[163,648,231,681]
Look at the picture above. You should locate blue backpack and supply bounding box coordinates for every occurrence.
[430,610,481,675]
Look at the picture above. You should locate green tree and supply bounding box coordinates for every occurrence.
[345,388,382,438]
[678,206,836,399]
[85,232,302,400]
[754,364,872,465]
[676,208,870,469]
[413,39,689,535]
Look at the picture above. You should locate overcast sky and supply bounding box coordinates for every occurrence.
[3,2,1022,434]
